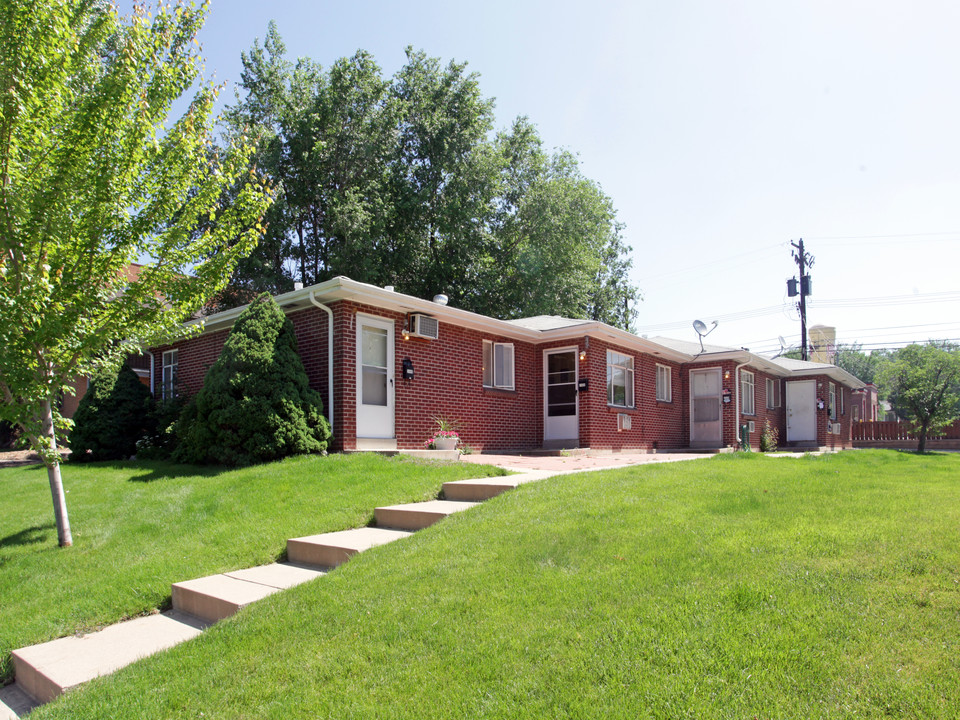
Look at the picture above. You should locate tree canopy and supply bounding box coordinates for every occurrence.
[876,342,960,452]
[0,0,272,545]
[214,24,639,329]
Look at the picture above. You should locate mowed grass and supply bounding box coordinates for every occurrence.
[0,453,506,683]
[28,450,960,720]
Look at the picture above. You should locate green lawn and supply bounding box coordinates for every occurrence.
[13,450,960,718]
[0,453,506,684]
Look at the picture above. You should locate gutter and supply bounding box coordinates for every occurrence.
[309,290,335,432]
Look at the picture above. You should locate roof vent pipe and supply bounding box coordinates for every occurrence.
[293,282,304,291]
[433,293,448,306]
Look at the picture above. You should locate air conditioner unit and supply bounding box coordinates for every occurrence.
[832,422,841,435]
[408,314,439,340]
[617,413,632,431]
[748,421,755,433]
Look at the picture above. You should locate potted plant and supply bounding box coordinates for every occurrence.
[423,417,460,451]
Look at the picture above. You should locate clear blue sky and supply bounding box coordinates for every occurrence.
[121,0,960,355]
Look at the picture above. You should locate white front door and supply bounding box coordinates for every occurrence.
[786,380,816,443]
[356,316,395,439]
[690,368,722,446]
[544,348,579,445]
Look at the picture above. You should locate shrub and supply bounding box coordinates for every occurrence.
[175,294,331,466]
[135,392,187,460]
[70,363,154,461]
[759,419,780,452]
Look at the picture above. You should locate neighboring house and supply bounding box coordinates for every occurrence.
[149,276,865,453]
[848,382,881,423]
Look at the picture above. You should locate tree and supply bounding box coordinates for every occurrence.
[219,29,640,328]
[70,363,153,462]
[175,295,331,466]
[876,342,960,452]
[0,1,273,546]
[832,343,892,386]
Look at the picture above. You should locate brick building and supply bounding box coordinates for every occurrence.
[150,277,864,453]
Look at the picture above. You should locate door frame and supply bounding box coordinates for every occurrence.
[689,366,723,447]
[543,346,579,447]
[355,314,395,440]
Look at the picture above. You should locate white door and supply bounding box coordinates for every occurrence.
[356,316,395,439]
[544,348,578,445]
[786,380,816,443]
[690,368,722,446]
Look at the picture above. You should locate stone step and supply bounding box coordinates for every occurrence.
[442,477,527,502]
[10,611,207,706]
[287,527,412,568]
[0,682,37,719]
[374,499,477,531]
[171,562,325,624]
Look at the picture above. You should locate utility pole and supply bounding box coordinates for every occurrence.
[788,239,815,360]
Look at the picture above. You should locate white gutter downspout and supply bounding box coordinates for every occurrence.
[149,352,155,396]
[734,359,750,447]
[309,290,335,432]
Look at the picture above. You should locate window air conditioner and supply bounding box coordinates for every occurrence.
[832,422,841,435]
[408,314,439,340]
[748,421,755,433]
[617,413,632,431]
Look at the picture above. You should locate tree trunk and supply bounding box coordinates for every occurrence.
[917,422,928,453]
[40,399,73,547]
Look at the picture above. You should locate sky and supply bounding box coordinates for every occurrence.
[119,0,960,356]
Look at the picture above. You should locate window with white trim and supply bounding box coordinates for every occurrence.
[829,382,837,420]
[161,349,178,401]
[656,364,672,402]
[741,370,755,415]
[765,377,781,408]
[606,350,634,407]
[482,340,515,390]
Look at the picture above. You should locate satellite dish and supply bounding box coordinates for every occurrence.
[692,319,718,355]
[773,335,788,359]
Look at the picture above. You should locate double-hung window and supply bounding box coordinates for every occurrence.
[656,364,672,402]
[741,370,755,415]
[766,378,781,409]
[161,349,178,401]
[607,350,634,407]
[482,340,515,390]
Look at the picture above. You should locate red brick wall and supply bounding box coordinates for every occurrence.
[150,301,856,453]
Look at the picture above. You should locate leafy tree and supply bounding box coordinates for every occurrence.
[0,1,272,546]
[220,29,640,328]
[876,342,960,452]
[832,343,892,386]
[70,364,153,462]
[175,295,331,466]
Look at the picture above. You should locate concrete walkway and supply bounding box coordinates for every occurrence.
[1,451,710,718]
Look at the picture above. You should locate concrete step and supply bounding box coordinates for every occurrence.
[171,562,325,624]
[374,499,477,531]
[287,527,412,568]
[0,682,37,719]
[10,611,207,705]
[442,477,528,502]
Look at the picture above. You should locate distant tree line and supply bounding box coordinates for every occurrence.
[209,23,639,329]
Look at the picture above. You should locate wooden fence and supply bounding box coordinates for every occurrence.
[852,419,960,445]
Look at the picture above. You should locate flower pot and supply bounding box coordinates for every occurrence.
[433,437,458,450]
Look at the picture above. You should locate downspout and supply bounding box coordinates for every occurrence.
[149,352,155,397]
[308,290,334,432]
[734,359,749,448]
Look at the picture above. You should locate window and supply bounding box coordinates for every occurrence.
[766,377,781,409]
[482,340,515,390]
[741,370,755,415]
[606,350,634,407]
[829,382,837,420]
[656,364,672,402]
[161,350,178,400]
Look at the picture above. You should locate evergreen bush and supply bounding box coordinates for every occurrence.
[175,294,331,466]
[70,363,154,461]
